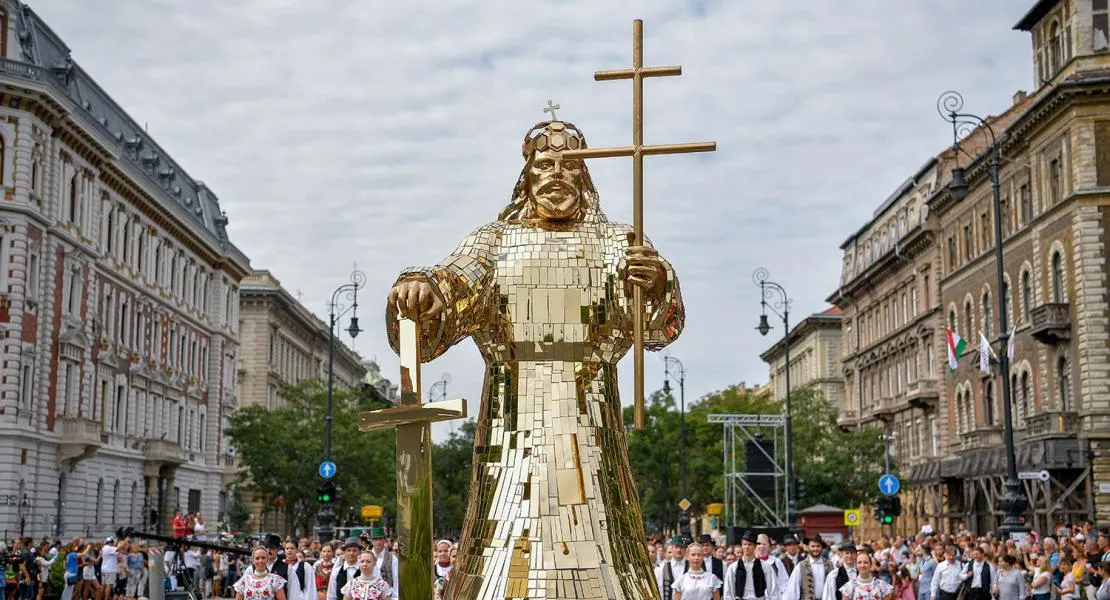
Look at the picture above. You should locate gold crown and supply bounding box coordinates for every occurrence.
[522,120,587,157]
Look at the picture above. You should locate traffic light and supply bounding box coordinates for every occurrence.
[317,480,336,504]
[874,495,900,524]
[890,495,902,517]
[795,479,806,501]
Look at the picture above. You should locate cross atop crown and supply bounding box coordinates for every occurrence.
[544,99,560,120]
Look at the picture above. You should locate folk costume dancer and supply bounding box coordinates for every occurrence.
[822,542,858,600]
[283,544,316,600]
[783,537,833,600]
[780,536,803,577]
[756,534,788,600]
[724,532,778,600]
[658,540,691,600]
[325,539,361,600]
[961,546,996,600]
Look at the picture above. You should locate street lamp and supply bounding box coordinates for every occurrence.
[937,90,1027,536]
[318,267,366,543]
[753,267,796,529]
[18,495,30,537]
[661,355,688,537]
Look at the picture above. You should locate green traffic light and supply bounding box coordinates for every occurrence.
[882,515,893,524]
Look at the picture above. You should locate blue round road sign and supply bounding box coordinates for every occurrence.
[318,461,337,479]
[878,473,900,496]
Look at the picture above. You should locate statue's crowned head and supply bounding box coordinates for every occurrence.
[499,119,604,223]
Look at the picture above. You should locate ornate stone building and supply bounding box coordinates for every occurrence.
[0,2,251,538]
[238,270,366,410]
[830,0,1110,533]
[759,307,845,407]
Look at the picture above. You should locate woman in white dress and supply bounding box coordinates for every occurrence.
[340,552,392,600]
[233,548,287,600]
[674,543,723,600]
[839,552,894,600]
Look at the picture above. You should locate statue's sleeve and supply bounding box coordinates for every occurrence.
[608,224,685,350]
[386,222,501,362]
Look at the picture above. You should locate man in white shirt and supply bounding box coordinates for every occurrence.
[725,531,778,600]
[368,529,399,600]
[961,545,995,600]
[655,538,689,600]
[326,538,362,600]
[100,537,119,600]
[780,535,803,576]
[931,544,965,600]
[822,542,858,600]
[702,534,726,583]
[283,544,316,600]
[783,536,832,600]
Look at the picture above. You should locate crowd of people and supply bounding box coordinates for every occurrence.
[6,520,1110,600]
[648,522,1110,600]
[0,523,460,600]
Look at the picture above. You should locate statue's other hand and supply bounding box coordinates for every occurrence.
[625,243,666,299]
[387,278,445,321]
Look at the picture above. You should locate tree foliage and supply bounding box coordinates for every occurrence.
[225,380,396,535]
[431,420,476,539]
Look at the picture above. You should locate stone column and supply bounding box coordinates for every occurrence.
[161,465,179,536]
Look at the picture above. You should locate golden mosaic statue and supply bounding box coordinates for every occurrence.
[385,117,684,599]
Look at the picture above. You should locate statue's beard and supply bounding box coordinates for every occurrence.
[531,179,582,220]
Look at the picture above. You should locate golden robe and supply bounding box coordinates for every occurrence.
[387,217,684,600]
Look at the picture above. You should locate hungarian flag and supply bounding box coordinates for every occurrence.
[946,329,967,371]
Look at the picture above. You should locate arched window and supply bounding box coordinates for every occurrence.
[1049,21,1062,72]
[963,300,974,337]
[68,270,82,315]
[1011,374,1020,424]
[68,174,79,224]
[106,208,115,256]
[95,478,104,525]
[121,217,130,264]
[1051,251,1065,302]
[982,291,993,339]
[1057,356,1071,411]
[948,308,957,332]
[1021,271,1032,321]
[1021,371,1032,418]
[983,379,994,425]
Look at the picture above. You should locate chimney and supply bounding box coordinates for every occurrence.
[1013,90,1028,106]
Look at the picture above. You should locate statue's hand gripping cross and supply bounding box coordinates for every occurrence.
[558,19,716,430]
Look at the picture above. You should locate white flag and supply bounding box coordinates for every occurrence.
[1007,325,1016,363]
[979,332,993,374]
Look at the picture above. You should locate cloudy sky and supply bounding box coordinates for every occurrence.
[31,0,1033,438]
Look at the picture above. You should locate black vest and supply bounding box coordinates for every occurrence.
[735,558,768,599]
[834,566,851,600]
[662,560,689,600]
[707,557,725,582]
[783,555,798,576]
[966,562,991,600]
[295,562,306,592]
[334,564,357,595]
[270,561,289,580]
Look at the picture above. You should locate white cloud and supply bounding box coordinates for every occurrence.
[29,0,1032,438]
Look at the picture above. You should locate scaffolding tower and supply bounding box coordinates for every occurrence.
[707,413,788,528]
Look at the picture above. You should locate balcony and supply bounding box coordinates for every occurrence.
[907,378,939,411]
[837,409,859,432]
[56,416,103,467]
[873,395,902,421]
[1029,303,1071,344]
[142,439,187,466]
[1024,411,1079,440]
[961,426,1003,451]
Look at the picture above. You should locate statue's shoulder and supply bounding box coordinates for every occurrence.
[465,221,507,240]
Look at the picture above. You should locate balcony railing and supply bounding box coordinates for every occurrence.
[961,426,1003,451]
[1025,411,1079,438]
[142,439,187,465]
[1029,303,1071,344]
[873,395,903,420]
[907,378,939,410]
[837,408,859,431]
[57,416,103,466]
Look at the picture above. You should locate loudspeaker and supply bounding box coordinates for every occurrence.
[744,439,776,497]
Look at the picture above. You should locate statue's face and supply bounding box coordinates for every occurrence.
[527,149,584,220]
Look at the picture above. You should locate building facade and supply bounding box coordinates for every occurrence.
[0,3,251,539]
[759,307,845,407]
[829,0,1110,533]
[238,270,366,411]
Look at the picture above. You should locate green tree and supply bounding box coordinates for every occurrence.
[226,380,397,535]
[431,420,476,538]
[226,487,252,533]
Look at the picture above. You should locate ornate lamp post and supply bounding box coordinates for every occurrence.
[318,268,365,542]
[753,267,796,529]
[661,355,688,537]
[937,90,1027,536]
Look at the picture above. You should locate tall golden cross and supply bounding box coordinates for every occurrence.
[544,98,560,120]
[359,318,466,597]
[560,19,716,429]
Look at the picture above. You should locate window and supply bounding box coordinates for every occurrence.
[983,379,995,426]
[62,362,77,416]
[106,208,115,256]
[67,270,82,316]
[187,489,202,513]
[982,291,993,338]
[1021,271,1033,321]
[980,212,991,252]
[964,300,973,337]
[114,384,126,434]
[963,224,973,261]
[68,174,78,225]
[0,134,5,185]
[1012,374,1021,424]
[118,301,128,344]
[1000,195,1011,237]
[1097,0,1110,50]
[1021,371,1032,418]
[1020,183,1032,224]
[1051,251,1065,302]
[911,287,918,316]
[30,155,40,195]
[923,273,930,306]
[1049,21,1062,73]
[20,364,32,416]
[947,236,957,270]
[901,293,908,325]
[1050,158,1063,204]
[94,479,103,525]
[1057,356,1071,411]
[948,308,957,332]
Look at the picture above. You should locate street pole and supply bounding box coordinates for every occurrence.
[663,355,688,537]
[938,91,1028,536]
[318,268,365,543]
[754,268,796,529]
